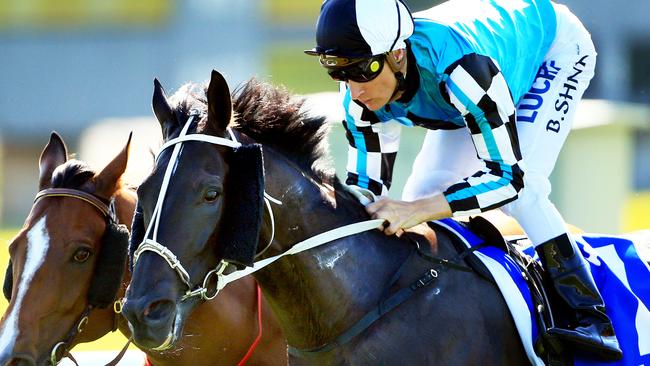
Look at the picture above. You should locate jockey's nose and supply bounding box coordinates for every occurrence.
[348,81,365,100]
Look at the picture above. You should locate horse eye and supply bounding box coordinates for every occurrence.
[73,248,91,263]
[204,189,220,202]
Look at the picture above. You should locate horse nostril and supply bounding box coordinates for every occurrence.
[6,355,37,366]
[143,299,175,322]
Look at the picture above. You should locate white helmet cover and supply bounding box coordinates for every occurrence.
[306,0,414,58]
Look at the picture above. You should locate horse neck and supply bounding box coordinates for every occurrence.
[255,147,412,348]
[113,186,137,230]
[110,185,136,304]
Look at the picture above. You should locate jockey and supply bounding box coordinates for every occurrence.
[306,0,622,360]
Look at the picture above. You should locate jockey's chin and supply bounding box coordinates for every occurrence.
[358,98,385,111]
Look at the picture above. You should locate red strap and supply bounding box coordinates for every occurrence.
[143,356,153,366]
[236,284,264,366]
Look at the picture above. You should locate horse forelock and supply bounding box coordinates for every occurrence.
[50,159,125,196]
[168,82,209,122]
[168,78,334,179]
[51,160,96,190]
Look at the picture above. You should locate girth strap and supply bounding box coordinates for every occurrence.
[288,229,479,358]
[288,267,440,357]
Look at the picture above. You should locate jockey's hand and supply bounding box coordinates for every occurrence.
[365,194,452,237]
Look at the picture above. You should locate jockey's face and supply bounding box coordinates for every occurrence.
[346,49,406,111]
[347,62,397,111]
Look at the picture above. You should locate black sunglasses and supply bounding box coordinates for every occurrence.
[324,55,386,83]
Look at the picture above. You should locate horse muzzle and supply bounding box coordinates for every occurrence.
[121,295,178,350]
[0,353,37,366]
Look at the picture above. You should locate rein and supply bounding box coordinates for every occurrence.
[32,188,126,365]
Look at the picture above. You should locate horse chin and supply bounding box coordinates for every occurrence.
[151,333,174,351]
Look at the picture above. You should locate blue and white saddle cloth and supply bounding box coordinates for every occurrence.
[433,218,650,366]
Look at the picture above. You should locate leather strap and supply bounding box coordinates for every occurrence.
[35,188,110,218]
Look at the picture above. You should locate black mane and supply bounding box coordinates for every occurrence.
[169,78,333,177]
[231,79,332,175]
[51,160,95,189]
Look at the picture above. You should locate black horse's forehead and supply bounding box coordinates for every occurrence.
[139,142,228,203]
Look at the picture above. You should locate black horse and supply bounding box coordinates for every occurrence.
[122,70,530,365]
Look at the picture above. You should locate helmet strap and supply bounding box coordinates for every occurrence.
[394,71,406,91]
[385,51,404,73]
[386,51,407,100]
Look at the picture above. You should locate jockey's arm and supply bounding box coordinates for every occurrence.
[352,54,525,236]
[440,53,525,216]
[367,53,526,236]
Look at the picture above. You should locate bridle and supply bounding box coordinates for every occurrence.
[31,188,124,365]
[133,110,265,302]
[132,111,383,302]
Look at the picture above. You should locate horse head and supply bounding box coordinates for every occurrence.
[123,69,350,352]
[122,70,265,350]
[0,133,134,366]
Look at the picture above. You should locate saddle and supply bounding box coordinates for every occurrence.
[442,216,573,366]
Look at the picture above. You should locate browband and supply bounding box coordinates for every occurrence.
[34,188,111,218]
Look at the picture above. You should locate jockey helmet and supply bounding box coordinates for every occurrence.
[305,0,414,59]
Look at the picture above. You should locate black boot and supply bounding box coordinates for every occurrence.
[536,234,623,360]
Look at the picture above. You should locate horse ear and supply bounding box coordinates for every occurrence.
[206,70,232,134]
[38,132,68,190]
[94,132,132,199]
[152,78,176,139]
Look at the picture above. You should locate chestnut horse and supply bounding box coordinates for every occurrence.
[122,71,530,365]
[0,132,286,365]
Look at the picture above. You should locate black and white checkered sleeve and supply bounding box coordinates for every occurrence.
[340,84,400,196]
[440,53,525,216]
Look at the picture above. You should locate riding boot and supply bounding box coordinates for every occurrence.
[535,234,623,360]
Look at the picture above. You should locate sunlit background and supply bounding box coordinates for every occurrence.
[1,0,649,232]
[0,0,648,359]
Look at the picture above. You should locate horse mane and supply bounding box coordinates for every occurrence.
[231,79,333,176]
[169,78,334,178]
